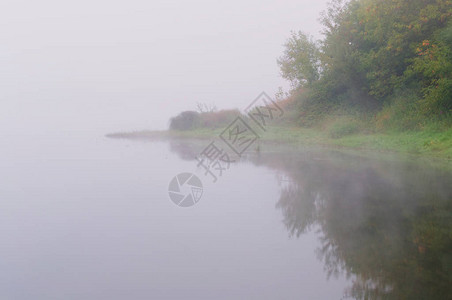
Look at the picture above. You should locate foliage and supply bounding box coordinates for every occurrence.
[169,109,241,131]
[169,111,200,131]
[277,31,322,88]
[279,0,452,132]
[196,109,241,129]
[409,23,452,115]
[375,90,424,131]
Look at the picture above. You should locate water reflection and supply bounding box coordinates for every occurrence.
[170,140,452,299]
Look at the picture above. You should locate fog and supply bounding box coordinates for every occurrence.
[0,0,328,135]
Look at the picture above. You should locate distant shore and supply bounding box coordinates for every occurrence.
[106,129,218,140]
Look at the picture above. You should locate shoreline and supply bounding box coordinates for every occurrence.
[106,126,452,161]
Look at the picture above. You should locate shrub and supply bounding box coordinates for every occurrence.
[169,109,242,131]
[375,91,424,132]
[169,111,200,131]
[198,109,241,129]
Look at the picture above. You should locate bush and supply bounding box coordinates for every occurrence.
[375,91,424,132]
[198,109,241,129]
[169,111,200,131]
[169,109,242,131]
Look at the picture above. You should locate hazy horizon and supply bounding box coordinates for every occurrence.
[0,0,329,135]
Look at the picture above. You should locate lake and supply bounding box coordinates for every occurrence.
[1,133,451,299]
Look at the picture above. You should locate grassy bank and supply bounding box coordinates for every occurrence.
[107,125,452,160]
[263,126,452,159]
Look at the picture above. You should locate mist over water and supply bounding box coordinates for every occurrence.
[2,135,451,299]
[0,135,348,299]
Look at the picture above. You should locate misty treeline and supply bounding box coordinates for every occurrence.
[169,109,241,131]
[278,0,452,131]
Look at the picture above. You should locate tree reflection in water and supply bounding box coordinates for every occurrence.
[252,151,452,300]
[169,140,452,299]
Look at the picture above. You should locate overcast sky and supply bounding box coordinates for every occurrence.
[0,0,329,134]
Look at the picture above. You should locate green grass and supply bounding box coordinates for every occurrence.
[107,125,452,160]
[262,126,452,159]
[331,128,452,158]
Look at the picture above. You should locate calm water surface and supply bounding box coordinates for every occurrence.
[1,133,451,299]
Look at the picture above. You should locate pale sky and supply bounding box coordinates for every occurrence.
[0,0,330,134]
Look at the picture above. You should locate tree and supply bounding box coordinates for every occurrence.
[277,31,322,89]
